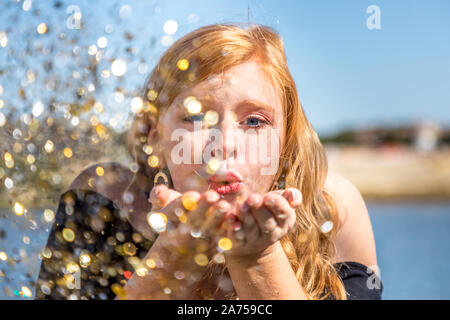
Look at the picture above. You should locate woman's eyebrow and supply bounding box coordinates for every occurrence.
[235,99,274,112]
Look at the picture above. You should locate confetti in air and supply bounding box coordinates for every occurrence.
[0,0,240,300]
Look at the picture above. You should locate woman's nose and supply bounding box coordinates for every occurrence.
[209,119,238,161]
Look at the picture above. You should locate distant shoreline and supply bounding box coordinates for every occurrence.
[1,146,449,209]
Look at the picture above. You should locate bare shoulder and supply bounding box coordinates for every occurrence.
[324,171,378,269]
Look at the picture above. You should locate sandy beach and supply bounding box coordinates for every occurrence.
[326,145,450,201]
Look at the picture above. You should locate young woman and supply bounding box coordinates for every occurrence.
[36,23,382,300]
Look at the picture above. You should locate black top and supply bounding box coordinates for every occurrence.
[35,189,383,300]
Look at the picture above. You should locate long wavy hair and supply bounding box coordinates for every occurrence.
[126,23,346,300]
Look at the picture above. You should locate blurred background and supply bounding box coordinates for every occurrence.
[0,0,449,299]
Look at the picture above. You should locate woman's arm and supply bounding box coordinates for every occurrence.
[225,241,307,299]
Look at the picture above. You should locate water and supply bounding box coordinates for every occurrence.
[0,201,449,299]
[367,201,450,299]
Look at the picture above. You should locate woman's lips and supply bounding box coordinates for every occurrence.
[208,181,243,195]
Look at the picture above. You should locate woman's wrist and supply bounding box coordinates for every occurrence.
[224,241,281,266]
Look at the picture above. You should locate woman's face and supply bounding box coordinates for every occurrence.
[151,58,285,200]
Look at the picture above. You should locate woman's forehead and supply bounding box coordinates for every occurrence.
[171,60,282,112]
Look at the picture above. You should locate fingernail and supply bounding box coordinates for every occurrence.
[247,195,259,206]
[289,190,295,202]
[264,197,275,206]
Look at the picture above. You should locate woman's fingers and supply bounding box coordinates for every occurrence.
[281,188,302,208]
[246,193,278,236]
[262,193,296,231]
[149,184,182,210]
[183,190,220,229]
[199,200,231,237]
[267,188,302,208]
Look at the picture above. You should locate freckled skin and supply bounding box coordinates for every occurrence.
[149,58,286,196]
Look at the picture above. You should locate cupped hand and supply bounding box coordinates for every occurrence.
[147,184,232,256]
[219,188,302,257]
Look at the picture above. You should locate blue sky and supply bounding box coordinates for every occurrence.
[1,0,449,136]
[158,0,450,135]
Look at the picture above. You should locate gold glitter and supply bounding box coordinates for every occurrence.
[0,100,4,108]
[62,228,75,242]
[218,237,232,251]
[96,166,104,176]
[31,101,44,118]
[131,97,143,113]
[111,283,126,299]
[143,145,153,155]
[4,152,12,162]
[88,45,97,55]
[0,112,6,127]
[95,124,107,139]
[122,242,137,256]
[147,212,167,233]
[13,143,22,153]
[136,267,148,277]
[66,262,79,273]
[147,155,159,167]
[145,102,158,115]
[88,178,95,188]
[26,154,35,164]
[206,158,221,174]
[213,252,225,264]
[22,236,30,244]
[0,252,7,261]
[5,159,14,168]
[97,36,108,48]
[63,147,73,158]
[79,253,91,268]
[21,286,32,298]
[43,209,55,223]
[146,89,158,101]
[145,258,156,269]
[181,194,198,211]
[101,70,110,78]
[42,248,52,259]
[194,253,208,266]
[178,213,188,223]
[163,20,178,35]
[205,110,219,126]
[13,202,25,216]
[93,102,104,113]
[177,59,189,71]
[111,59,127,77]
[44,140,54,153]
[37,23,48,34]
[184,96,202,114]
[0,31,7,47]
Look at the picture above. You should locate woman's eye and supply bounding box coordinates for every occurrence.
[244,116,268,128]
[183,114,204,122]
